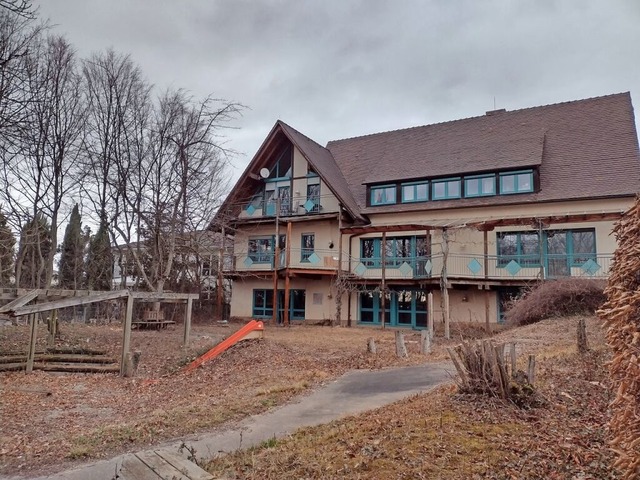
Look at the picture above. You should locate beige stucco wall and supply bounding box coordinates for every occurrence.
[230,275,340,322]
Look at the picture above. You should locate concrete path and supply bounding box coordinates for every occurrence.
[8,362,453,480]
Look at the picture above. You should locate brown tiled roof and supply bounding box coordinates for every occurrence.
[326,92,640,213]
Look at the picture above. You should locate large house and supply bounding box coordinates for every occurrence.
[213,92,640,328]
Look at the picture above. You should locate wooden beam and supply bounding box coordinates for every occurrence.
[120,293,134,376]
[131,292,199,301]
[26,314,37,373]
[283,274,290,326]
[0,289,40,313]
[183,298,193,346]
[8,290,130,317]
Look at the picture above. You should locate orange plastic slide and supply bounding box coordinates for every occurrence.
[184,320,264,372]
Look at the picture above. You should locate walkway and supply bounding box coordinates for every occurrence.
[11,362,453,480]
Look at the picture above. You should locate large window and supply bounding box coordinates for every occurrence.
[252,289,305,320]
[248,237,273,264]
[497,229,596,270]
[401,182,429,203]
[499,170,534,194]
[359,289,427,328]
[360,236,429,269]
[464,175,495,197]
[301,233,315,262]
[497,232,540,267]
[252,289,274,317]
[267,146,292,179]
[432,178,461,200]
[370,185,397,205]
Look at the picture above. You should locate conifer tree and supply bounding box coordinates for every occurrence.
[85,220,112,290]
[58,205,86,289]
[0,212,15,286]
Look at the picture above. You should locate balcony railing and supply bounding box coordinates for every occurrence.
[225,250,613,281]
[349,253,612,281]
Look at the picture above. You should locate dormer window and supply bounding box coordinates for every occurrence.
[499,170,533,194]
[370,185,397,205]
[432,178,461,200]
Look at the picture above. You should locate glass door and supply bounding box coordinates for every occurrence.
[545,231,570,277]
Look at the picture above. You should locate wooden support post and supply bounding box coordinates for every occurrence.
[420,329,431,354]
[120,294,134,376]
[427,291,434,339]
[510,342,517,378]
[217,226,225,321]
[183,298,193,346]
[483,230,491,334]
[577,318,589,353]
[283,274,290,326]
[443,287,450,340]
[395,330,408,358]
[380,231,387,329]
[272,197,280,324]
[26,314,38,373]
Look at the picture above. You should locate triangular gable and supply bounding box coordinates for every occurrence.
[212,121,363,229]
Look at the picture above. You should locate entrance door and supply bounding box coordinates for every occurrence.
[545,231,570,277]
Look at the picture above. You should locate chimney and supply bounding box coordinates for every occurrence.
[486,108,507,116]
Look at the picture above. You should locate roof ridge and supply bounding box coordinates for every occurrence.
[326,91,631,146]
[277,120,328,150]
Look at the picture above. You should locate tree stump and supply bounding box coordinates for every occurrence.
[367,337,377,354]
[420,329,431,354]
[577,318,589,354]
[395,331,408,358]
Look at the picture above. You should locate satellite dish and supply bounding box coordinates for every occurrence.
[259,168,270,179]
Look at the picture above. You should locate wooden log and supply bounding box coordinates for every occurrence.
[577,318,589,353]
[367,337,377,354]
[0,354,116,364]
[37,363,120,373]
[510,342,517,378]
[395,330,408,358]
[446,347,469,388]
[26,314,37,373]
[420,329,431,354]
[527,354,536,385]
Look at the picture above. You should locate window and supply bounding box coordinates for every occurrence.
[370,185,396,205]
[248,237,273,263]
[264,189,276,216]
[497,232,540,267]
[571,230,596,264]
[432,178,461,200]
[358,288,426,328]
[202,260,212,277]
[360,236,429,269]
[245,192,263,214]
[401,182,429,203]
[252,289,274,317]
[301,233,315,262]
[464,175,496,197]
[278,186,290,215]
[289,290,306,319]
[306,184,320,213]
[499,170,533,194]
[267,146,292,179]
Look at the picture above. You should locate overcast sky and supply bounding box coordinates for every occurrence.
[34,1,640,182]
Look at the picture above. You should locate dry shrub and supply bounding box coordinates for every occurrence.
[599,196,640,480]
[505,277,606,327]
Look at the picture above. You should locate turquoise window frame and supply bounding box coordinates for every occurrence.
[401,181,429,203]
[360,236,429,270]
[370,185,397,205]
[499,170,534,195]
[431,178,461,200]
[248,237,274,264]
[497,232,541,267]
[252,289,274,318]
[301,233,315,262]
[464,174,496,198]
[358,289,427,328]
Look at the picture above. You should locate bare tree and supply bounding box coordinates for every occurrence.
[2,34,84,287]
[0,0,36,19]
[113,90,239,297]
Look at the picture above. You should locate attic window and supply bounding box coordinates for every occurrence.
[267,145,292,179]
[370,185,396,205]
[499,170,533,194]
